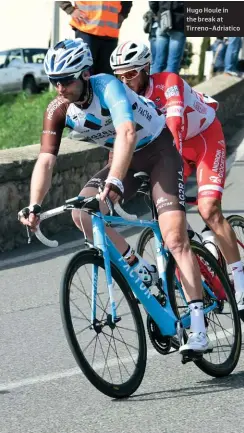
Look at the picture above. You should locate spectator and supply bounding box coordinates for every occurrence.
[224,37,242,77]
[59,1,132,75]
[149,1,185,74]
[210,37,227,75]
[143,9,158,71]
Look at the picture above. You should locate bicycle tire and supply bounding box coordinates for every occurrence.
[136,227,155,263]
[227,214,244,227]
[136,227,187,348]
[136,227,181,318]
[168,240,242,377]
[60,249,147,399]
[137,229,242,377]
[226,214,244,255]
[226,214,244,322]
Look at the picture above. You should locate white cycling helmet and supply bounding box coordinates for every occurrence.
[110,41,151,71]
[44,38,93,78]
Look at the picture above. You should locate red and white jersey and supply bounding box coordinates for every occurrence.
[145,72,219,153]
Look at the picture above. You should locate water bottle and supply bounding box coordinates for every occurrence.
[201,227,219,260]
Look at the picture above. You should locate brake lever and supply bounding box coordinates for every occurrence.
[98,184,114,216]
[105,196,114,216]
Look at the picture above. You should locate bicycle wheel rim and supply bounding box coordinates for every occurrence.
[60,250,147,398]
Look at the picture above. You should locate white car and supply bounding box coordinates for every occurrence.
[0,48,49,94]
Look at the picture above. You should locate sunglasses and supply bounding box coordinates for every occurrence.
[115,65,146,81]
[49,76,77,87]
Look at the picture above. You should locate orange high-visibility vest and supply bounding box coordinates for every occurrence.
[70,1,122,38]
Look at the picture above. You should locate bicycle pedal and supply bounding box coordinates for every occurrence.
[181,350,203,364]
[181,346,213,364]
[205,347,213,354]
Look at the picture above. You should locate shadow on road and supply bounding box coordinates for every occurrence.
[0,224,143,271]
[112,370,244,403]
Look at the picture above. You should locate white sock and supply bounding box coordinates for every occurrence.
[230,261,244,294]
[123,245,134,260]
[189,301,206,334]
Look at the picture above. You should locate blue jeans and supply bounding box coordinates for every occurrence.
[224,37,242,73]
[151,29,186,74]
[150,37,157,72]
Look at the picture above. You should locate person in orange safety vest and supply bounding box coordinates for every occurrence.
[59,1,133,74]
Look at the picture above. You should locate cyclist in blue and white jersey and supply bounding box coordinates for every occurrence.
[18,38,212,355]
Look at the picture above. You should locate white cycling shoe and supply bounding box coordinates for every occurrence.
[179,332,213,355]
[235,291,244,311]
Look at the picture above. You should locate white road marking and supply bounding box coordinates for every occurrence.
[1,324,243,392]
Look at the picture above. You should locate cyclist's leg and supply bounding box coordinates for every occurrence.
[150,129,212,352]
[72,156,158,284]
[181,147,196,233]
[72,163,138,251]
[194,118,244,308]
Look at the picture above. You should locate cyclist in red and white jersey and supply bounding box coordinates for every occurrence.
[110,40,244,313]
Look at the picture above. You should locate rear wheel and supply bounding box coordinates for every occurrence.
[226,215,244,265]
[169,240,242,377]
[137,229,242,377]
[227,214,244,322]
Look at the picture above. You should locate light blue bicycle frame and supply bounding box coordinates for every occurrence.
[90,211,218,338]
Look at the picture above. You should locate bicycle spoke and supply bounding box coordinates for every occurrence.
[101,331,114,381]
[211,313,234,348]
[110,331,124,383]
[116,325,139,333]
[100,295,110,322]
[72,315,90,321]
[116,327,138,365]
[91,335,99,367]
[97,333,113,378]
[71,281,108,316]
[102,331,131,379]
[62,252,146,395]
[116,293,128,311]
[75,324,92,336]
[102,331,139,353]
[207,315,234,337]
[82,334,98,355]
[83,266,107,313]
[70,298,90,323]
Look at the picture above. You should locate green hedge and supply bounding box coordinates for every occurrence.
[0,91,57,150]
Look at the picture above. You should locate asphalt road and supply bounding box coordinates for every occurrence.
[1,136,244,433]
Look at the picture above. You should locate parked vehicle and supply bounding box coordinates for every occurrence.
[0,48,49,94]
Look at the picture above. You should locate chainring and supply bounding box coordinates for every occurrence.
[146,314,172,355]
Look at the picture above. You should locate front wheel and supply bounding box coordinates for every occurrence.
[60,249,147,399]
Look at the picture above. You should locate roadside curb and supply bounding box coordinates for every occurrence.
[1,133,244,270]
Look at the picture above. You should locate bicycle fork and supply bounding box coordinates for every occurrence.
[91,213,119,324]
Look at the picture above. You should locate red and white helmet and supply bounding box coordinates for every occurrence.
[110,41,151,71]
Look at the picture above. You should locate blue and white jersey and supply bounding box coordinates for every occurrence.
[41,74,166,155]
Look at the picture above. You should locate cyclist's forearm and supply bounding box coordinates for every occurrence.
[109,125,136,180]
[29,154,56,205]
